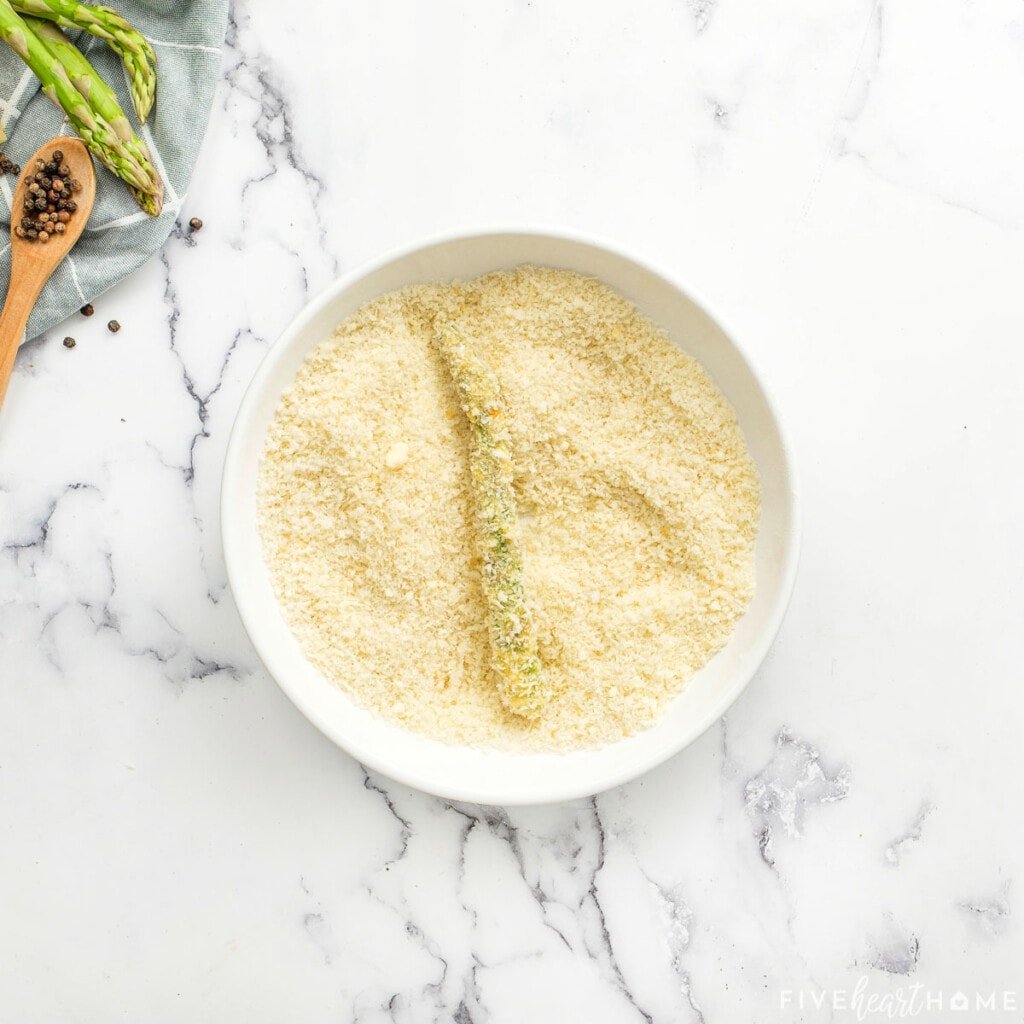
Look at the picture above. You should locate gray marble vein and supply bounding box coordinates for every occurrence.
[884,801,933,866]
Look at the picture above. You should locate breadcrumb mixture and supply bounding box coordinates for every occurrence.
[258,267,760,751]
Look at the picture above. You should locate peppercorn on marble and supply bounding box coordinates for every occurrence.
[1,0,1022,1019]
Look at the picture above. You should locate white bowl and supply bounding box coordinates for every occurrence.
[222,229,799,805]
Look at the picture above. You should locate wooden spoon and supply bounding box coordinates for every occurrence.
[0,137,96,409]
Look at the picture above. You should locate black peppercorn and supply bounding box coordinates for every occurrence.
[63,336,76,349]
[19,148,83,244]
[189,217,203,232]
[107,319,121,333]
[81,303,94,316]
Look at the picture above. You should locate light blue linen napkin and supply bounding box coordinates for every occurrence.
[0,0,228,339]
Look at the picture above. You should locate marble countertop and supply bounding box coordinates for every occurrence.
[2,0,1021,1019]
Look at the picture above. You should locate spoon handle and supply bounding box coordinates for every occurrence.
[0,260,49,409]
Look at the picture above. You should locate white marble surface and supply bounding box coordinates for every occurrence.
[1,0,1021,1019]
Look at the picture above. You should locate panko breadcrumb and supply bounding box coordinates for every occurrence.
[258,267,760,751]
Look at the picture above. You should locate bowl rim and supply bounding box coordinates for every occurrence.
[221,225,801,804]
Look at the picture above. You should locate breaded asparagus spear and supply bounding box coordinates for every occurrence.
[433,321,547,720]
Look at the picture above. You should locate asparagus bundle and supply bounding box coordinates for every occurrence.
[0,0,162,214]
[29,16,162,213]
[11,0,156,122]
[433,321,549,721]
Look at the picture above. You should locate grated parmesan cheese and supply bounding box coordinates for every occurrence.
[258,267,760,751]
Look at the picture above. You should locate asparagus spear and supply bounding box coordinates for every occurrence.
[433,322,548,721]
[10,0,155,122]
[0,3,162,213]
[28,16,162,214]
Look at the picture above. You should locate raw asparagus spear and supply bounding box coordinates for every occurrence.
[27,16,162,214]
[11,0,156,122]
[433,321,548,720]
[0,3,163,213]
